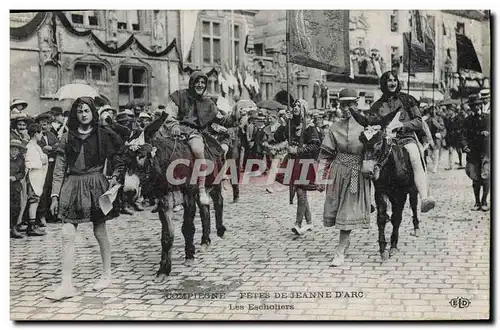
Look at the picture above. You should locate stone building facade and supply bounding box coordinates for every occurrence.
[252,10,490,109]
[10,10,182,115]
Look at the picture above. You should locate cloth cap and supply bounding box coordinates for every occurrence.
[338,88,358,102]
[35,112,53,122]
[50,106,63,115]
[116,112,130,121]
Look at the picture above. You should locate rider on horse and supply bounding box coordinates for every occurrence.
[165,71,236,205]
[352,71,436,213]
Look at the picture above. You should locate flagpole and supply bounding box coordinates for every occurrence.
[231,10,235,70]
[286,10,294,205]
[407,11,412,94]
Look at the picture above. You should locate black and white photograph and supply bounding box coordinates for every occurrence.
[8,8,491,321]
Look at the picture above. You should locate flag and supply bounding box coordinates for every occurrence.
[410,10,426,52]
[180,10,200,63]
[288,10,350,73]
[403,12,435,73]
[456,33,482,73]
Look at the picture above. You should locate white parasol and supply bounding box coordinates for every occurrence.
[54,83,100,101]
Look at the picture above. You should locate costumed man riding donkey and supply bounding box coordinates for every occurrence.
[126,71,238,278]
[164,71,237,204]
[353,71,436,214]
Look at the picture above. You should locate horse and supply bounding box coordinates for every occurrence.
[359,124,420,261]
[126,114,228,281]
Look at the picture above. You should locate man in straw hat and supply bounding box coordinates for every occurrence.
[461,93,490,211]
[480,88,490,114]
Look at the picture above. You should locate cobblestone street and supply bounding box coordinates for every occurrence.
[10,158,490,321]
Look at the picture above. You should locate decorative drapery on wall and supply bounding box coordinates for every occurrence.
[288,10,350,74]
[10,11,49,40]
[54,12,180,60]
[11,11,181,64]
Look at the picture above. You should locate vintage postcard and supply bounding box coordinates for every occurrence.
[9,9,491,321]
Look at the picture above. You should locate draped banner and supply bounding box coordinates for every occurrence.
[10,11,48,40]
[180,10,200,63]
[288,10,350,74]
[54,11,180,60]
[403,14,435,73]
[456,33,482,73]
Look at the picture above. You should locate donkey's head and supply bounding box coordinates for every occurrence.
[359,126,395,181]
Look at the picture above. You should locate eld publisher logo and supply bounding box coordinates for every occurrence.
[449,297,471,308]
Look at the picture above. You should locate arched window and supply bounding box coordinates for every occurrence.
[118,65,149,110]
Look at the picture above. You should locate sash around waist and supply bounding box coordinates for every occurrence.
[333,152,362,170]
[68,165,105,176]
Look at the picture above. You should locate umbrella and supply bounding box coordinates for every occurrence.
[54,84,100,100]
[256,100,286,111]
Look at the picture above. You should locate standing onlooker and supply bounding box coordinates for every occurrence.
[36,112,60,225]
[10,113,31,145]
[10,140,27,239]
[50,107,68,139]
[426,106,447,173]
[444,106,465,170]
[312,80,320,109]
[24,123,48,236]
[320,80,328,109]
[461,94,490,211]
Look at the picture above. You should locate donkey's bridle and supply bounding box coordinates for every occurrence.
[373,136,395,170]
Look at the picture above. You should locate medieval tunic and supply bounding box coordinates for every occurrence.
[274,122,321,190]
[320,115,371,230]
[52,128,123,224]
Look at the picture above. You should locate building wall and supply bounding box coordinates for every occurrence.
[10,10,182,116]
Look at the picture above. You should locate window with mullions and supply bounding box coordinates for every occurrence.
[232,24,241,66]
[202,21,221,65]
[117,10,141,31]
[118,66,149,110]
[70,11,99,26]
[73,62,107,82]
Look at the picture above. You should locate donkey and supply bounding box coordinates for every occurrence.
[360,123,420,261]
[126,113,228,281]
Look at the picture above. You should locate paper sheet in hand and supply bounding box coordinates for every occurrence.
[99,184,122,216]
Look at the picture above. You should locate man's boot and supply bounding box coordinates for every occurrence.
[26,220,46,237]
[10,227,24,239]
